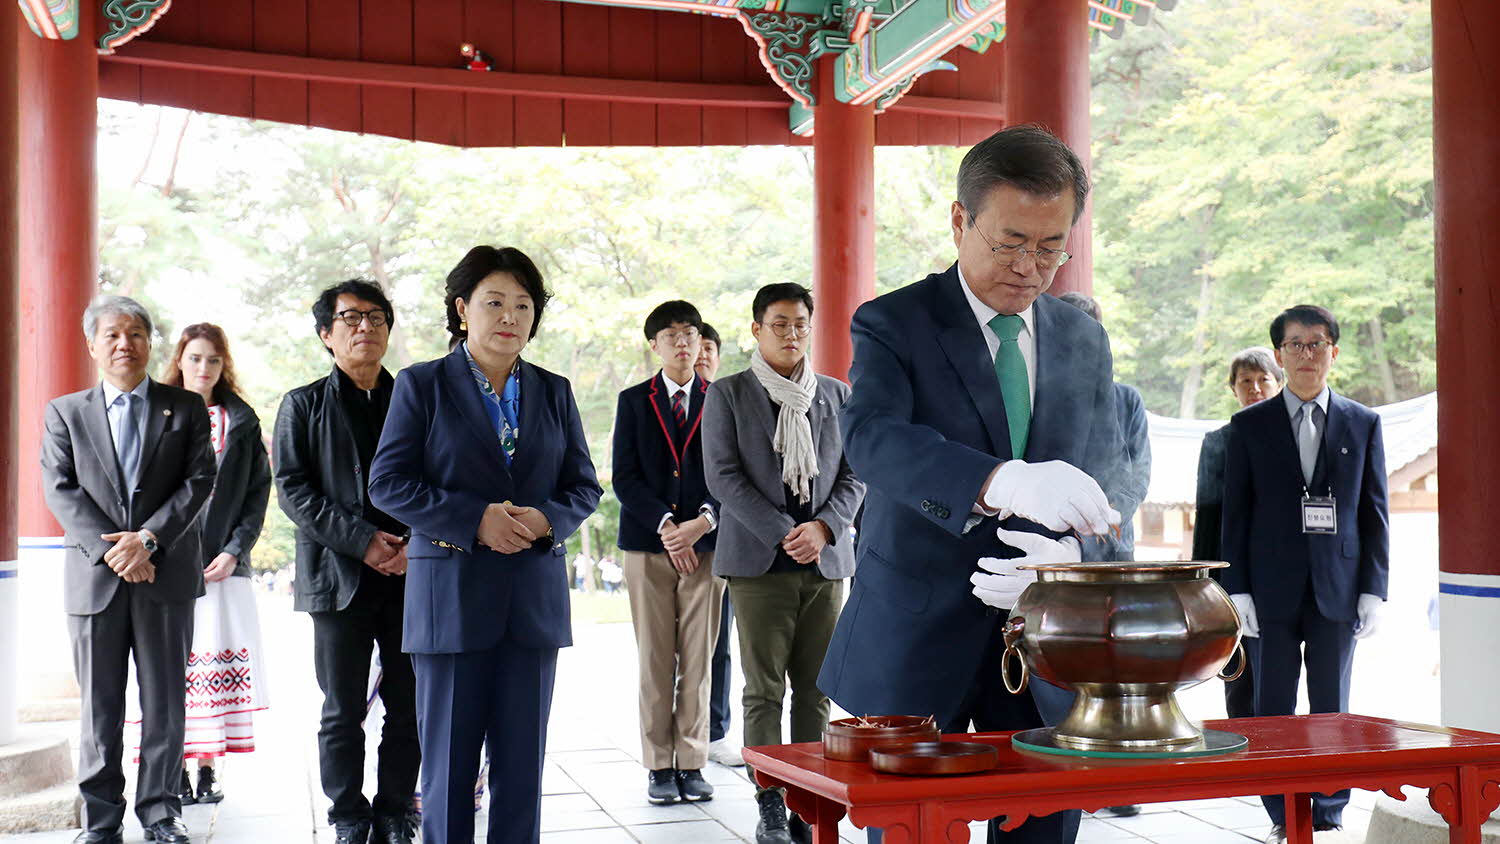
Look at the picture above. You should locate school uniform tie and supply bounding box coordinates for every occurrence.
[988,313,1030,460]
[671,390,687,432]
[1298,401,1322,487]
[114,392,141,500]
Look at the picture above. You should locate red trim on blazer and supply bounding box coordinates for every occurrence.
[647,373,708,476]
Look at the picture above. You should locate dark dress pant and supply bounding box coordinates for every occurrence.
[1223,656,1257,719]
[68,583,194,832]
[412,640,559,844]
[868,614,1082,844]
[1250,591,1356,827]
[709,588,734,743]
[309,574,420,824]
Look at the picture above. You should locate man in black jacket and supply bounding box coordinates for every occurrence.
[274,280,417,844]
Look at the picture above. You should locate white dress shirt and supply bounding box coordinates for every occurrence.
[656,371,716,534]
[957,263,1037,407]
[101,376,151,469]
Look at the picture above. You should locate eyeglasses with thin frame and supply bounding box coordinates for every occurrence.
[761,321,812,339]
[659,329,700,346]
[334,308,390,328]
[1279,339,1333,356]
[969,221,1071,270]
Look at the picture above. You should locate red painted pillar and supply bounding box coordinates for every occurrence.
[1003,0,1093,296]
[2,0,24,745]
[1432,0,1500,734]
[17,13,98,537]
[811,55,876,383]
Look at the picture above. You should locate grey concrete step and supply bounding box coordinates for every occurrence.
[1367,794,1500,843]
[0,782,79,834]
[0,730,72,798]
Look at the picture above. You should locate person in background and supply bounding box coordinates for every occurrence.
[696,322,745,768]
[1192,346,1284,720]
[158,324,272,806]
[1220,305,1389,843]
[702,283,865,844]
[613,301,723,805]
[369,245,602,844]
[274,280,418,844]
[41,295,216,844]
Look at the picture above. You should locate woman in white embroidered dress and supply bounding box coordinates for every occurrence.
[159,323,273,804]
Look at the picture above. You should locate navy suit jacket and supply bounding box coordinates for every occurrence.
[612,373,718,554]
[1219,390,1389,623]
[817,266,1124,726]
[368,349,602,654]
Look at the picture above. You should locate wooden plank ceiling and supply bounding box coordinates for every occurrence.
[96,0,1007,147]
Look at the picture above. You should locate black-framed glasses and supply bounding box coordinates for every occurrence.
[335,308,390,328]
[971,224,1071,270]
[1280,340,1333,356]
[762,321,812,339]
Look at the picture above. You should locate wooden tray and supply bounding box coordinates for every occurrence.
[822,716,941,762]
[870,741,1000,776]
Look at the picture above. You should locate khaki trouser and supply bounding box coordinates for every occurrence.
[729,568,845,750]
[623,550,725,770]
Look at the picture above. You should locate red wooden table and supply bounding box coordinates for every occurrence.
[744,714,1500,844]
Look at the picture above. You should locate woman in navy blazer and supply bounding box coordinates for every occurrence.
[369,246,602,844]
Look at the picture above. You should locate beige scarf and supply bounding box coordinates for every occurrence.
[749,347,820,505]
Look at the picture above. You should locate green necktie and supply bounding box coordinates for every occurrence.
[988,313,1031,459]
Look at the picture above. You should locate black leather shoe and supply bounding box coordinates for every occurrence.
[177,768,196,806]
[647,768,681,804]
[755,789,793,844]
[195,765,224,804]
[1104,805,1141,817]
[334,820,372,844]
[142,817,191,844]
[72,831,123,844]
[1314,823,1343,832]
[372,811,417,844]
[789,812,812,844]
[675,768,714,802]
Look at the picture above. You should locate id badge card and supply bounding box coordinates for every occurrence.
[1302,495,1337,534]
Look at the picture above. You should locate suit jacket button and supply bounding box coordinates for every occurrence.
[986,607,1000,616]
[921,500,932,512]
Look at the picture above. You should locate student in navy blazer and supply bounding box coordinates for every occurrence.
[613,300,724,806]
[1220,305,1388,839]
[369,246,601,844]
[816,127,1124,844]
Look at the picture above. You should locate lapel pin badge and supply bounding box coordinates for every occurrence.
[1340,447,1347,454]
[163,409,172,416]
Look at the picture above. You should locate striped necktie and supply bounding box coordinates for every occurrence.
[671,390,687,431]
[988,313,1030,460]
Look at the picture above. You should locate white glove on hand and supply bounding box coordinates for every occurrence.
[970,530,1081,610]
[982,460,1122,537]
[1229,593,1259,638]
[1354,593,1384,640]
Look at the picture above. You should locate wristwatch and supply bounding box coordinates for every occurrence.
[138,531,159,554]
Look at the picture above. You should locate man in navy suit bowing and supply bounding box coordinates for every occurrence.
[1220,305,1389,844]
[613,300,724,805]
[818,125,1124,844]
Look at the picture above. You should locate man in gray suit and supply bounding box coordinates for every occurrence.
[701,282,865,844]
[40,295,216,844]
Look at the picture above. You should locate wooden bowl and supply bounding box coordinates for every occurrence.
[870,741,1000,776]
[822,715,941,762]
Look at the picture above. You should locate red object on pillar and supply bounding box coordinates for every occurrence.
[17,13,98,537]
[812,56,876,384]
[1003,0,1093,296]
[3,2,22,560]
[1433,0,1500,578]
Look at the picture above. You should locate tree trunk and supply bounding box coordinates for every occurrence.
[1366,319,1399,404]
[364,238,414,369]
[1177,206,1219,418]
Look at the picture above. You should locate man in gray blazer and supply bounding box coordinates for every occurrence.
[40,295,216,844]
[701,282,864,844]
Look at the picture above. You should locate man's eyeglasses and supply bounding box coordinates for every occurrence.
[971,224,1071,270]
[762,321,812,339]
[335,308,390,328]
[660,329,700,345]
[1279,340,1333,356]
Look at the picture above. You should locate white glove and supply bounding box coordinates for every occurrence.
[970,530,1081,610]
[982,460,1122,537]
[1354,593,1384,640]
[1229,593,1259,638]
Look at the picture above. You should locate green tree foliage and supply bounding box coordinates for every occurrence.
[1091,0,1434,418]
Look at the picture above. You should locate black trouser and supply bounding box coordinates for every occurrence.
[309,573,420,824]
[68,585,194,832]
[1223,653,1257,719]
[709,588,734,743]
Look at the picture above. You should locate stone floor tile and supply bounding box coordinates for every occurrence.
[540,828,640,844]
[625,818,741,843]
[1148,830,1259,843]
[541,808,618,833]
[1077,817,1147,840]
[1102,811,1230,836]
[604,802,710,826]
[1182,803,1277,829]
